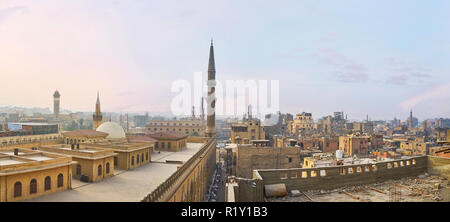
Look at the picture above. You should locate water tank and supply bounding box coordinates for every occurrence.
[336,150,343,159]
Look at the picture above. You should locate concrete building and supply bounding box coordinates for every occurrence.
[291,112,313,134]
[231,119,265,144]
[339,135,370,156]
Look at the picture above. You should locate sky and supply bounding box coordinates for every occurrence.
[0,0,449,121]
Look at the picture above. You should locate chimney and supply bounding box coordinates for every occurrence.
[14,148,19,155]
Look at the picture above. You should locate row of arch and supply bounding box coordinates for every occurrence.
[14,174,64,198]
[131,152,149,166]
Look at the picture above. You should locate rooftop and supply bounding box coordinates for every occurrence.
[24,142,205,202]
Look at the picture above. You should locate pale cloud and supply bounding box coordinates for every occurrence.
[400,82,450,110]
[316,48,369,83]
[0,6,28,23]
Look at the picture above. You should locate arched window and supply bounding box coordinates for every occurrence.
[14,182,22,197]
[106,162,110,174]
[98,165,102,176]
[76,164,82,177]
[30,179,37,194]
[44,176,51,191]
[137,155,140,164]
[57,174,64,187]
[132,156,135,165]
[141,153,144,162]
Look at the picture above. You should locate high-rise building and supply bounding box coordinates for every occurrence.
[93,92,103,130]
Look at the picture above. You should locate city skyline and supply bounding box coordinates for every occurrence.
[0,0,449,120]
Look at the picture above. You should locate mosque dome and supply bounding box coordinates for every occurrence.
[96,122,126,139]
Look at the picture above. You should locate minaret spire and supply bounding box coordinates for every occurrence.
[93,91,103,130]
[206,39,216,138]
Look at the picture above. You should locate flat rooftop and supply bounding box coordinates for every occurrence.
[24,142,204,202]
[267,173,450,202]
[0,157,25,166]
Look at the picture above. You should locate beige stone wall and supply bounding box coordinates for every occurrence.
[154,139,187,152]
[235,147,303,178]
[0,164,72,202]
[115,148,151,170]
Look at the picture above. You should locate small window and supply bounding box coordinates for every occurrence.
[146,152,149,161]
[288,157,292,163]
[141,153,144,162]
[106,162,110,174]
[137,155,140,164]
[301,171,308,178]
[98,165,102,176]
[372,165,378,171]
[320,170,327,177]
[44,176,51,191]
[57,174,63,187]
[387,163,393,169]
[30,179,37,194]
[132,156,135,165]
[310,170,317,177]
[412,159,417,165]
[14,182,22,197]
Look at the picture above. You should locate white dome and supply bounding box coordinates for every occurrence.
[96,122,126,139]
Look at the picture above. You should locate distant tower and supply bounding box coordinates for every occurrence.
[93,91,103,130]
[409,109,413,129]
[248,104,252,120]
[53,90,60,120]
[200,97,205,121]
[206,39,216,138]
[191,105,196,119]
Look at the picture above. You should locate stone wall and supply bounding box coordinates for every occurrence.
[254,156,427,193]
[236,147,306,178]
[427,156,450,179]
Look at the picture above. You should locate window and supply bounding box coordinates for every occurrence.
[14,182,22,197]
[44,176,51,191]
[141,153,144,162]
[168,142,171,148]
[146,152,149,161]
[30,179,37,194]
[137,155,140,164]
[76,164,82,177]
[98,165,102,176]
[132,156,135,165]
[57,174,63,187]
[288,157,292,163]
[114,156,118,166]
[106,162,110,174]
[161,142,165,149]
[155,142,159,149]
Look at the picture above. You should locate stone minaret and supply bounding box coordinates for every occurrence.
[53,90,60,120]
[206,39,216,138]
[93,91,103,130]
[409,109,413,129]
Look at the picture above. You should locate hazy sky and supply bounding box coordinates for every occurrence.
[0,0,449,120]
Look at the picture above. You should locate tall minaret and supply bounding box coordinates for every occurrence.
[53,90,60,120]
[93,91,103,130]
[206,39,216,138]
[409,109,413,129]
